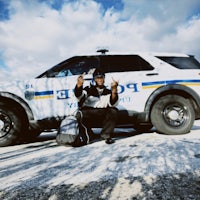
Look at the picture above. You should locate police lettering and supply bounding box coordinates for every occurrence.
[56,83,139,99]
[118,83,139,94]
[56,90,69,99]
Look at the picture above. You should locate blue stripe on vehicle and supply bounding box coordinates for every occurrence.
[34,91,54,96]
[34,90,54,99]
[142,81,165,86]
[142,79,200,88]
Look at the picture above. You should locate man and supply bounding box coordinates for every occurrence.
[74,69,119,144]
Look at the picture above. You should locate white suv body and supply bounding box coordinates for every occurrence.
[0,52,200,146]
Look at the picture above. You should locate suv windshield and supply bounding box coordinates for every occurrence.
[157,56,200,69]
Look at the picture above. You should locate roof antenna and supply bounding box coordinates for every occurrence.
[96,48,109,55]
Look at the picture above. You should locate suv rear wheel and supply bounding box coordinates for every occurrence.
[0,104,24,146]
[150,95,195,135]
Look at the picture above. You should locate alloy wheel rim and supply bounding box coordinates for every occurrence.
[163,104,188,127]
[0,112,12,137]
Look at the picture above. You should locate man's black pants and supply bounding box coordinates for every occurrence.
[79,107,118,139]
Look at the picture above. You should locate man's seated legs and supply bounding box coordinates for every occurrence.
[80,107,118,143]
[100,107,118,140]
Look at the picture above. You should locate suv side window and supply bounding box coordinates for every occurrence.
[38,57,99,78]
[100,55,154,73]
[56,57,99,77]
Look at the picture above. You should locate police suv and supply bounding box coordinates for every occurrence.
[1,50,200,146]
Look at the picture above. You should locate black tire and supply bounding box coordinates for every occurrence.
[0,105,24,146]
[150,95,195,135]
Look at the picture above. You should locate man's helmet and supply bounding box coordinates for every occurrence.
[93,69,105,79]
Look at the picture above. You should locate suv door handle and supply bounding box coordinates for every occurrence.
[146,73,159,76]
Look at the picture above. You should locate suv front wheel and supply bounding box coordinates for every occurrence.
[150,95,195,135]
[0,104,24,146]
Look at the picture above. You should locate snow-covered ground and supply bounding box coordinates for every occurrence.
[0,121,200,199]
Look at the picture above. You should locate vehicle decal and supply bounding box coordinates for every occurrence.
[34,91,54,100]
[142,79,200,89]
[56,90,70,99]
[32,79,200,101]
[142,81,165,89]
[168,79,200,86]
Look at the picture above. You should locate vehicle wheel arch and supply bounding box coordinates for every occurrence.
[144,84,200,119]
[0,92,34,123]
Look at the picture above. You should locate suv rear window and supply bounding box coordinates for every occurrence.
[100,55,154,73]
[157,56,200,69]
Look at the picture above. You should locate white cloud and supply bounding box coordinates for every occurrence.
[0,0,200,81]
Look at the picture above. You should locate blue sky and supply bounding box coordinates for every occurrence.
[0,0,200,81]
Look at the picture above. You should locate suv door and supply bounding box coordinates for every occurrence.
[28,56,99,120]
[52,56,99,117]
[99,55,155,113]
